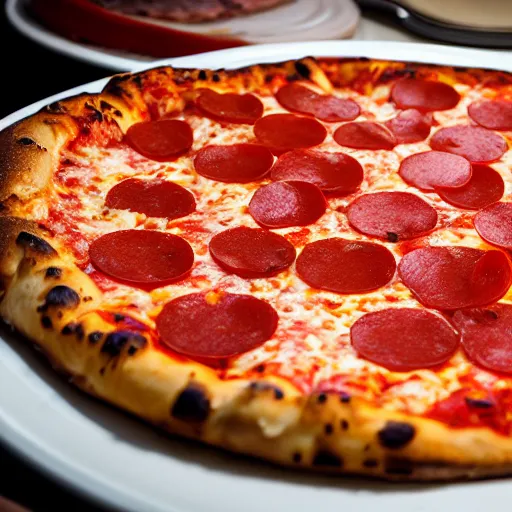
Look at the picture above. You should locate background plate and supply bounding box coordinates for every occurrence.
[0,41,511,512]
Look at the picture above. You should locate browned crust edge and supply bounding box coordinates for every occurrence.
[1,58,512,482]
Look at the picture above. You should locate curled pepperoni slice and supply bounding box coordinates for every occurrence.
[89,230,194,286]
[398,151,472,191]
[105,178,196,219]
[351,308,459,372]
[156,291,278,359]
[249,180,326,228]
[271,149,363,195]
[453,304,512,374]
[125,120,193,161]
[196,89,263,124]
[468,100,512,131]
[333,122,396,150]
[430,125,508,163]
[399,246,511,310]
[296,238,396,294]
[436,164,504,210]
[474,202,512,249]
[209,227,295,278]
[385,109,431,144]
[391,78,460,112]
[347,192,437,241]
[275,83,360,122]
[193,144,274,183]
[254,114,327,154]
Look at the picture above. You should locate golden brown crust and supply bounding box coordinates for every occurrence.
[1,58,512,481]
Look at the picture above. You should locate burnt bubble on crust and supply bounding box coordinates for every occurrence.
[101,331,147,357]
[249,381,284,400]
[16,232,56,256]
[61,322,85,340]
[171,384,210,423]
[37,286,80,313]
[295,60,311,79]
[378,421,416,449]
[45,267,62,279]
[88,331,103,344]
[312,450,343,467]
[17,137,37,146]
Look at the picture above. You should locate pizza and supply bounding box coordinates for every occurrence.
[1,56,512,481]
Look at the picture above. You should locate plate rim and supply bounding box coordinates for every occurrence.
[0,41,511,512]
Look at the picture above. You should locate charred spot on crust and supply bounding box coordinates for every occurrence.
[387,232,399,243]
[340,392,351,403]
[132,75,143,88]
[198,70,207,80]
[385,457,414,475]
[46,101,67,113]
[340,419,349,431]
[16,232,56,256]
[113,313,125,322]
[17,137,36,146]
[378,421,416,449]
[61,322,85,340]
[292,452,302,463]
[249,382,284,400]
[171,384,210,423]
[312,450,342,467]
[212,73,220,83]
[84,103,103,122]
[38,286,80,313]
[88,331,103,344]
[100,100,115,111]
[363,458,379,468]
[101,331,147,357]
[294,61,311,79]
[324,423,333,435]
[114,110,123,117]
[465,397,494,409]
[41,316,52,329]
[45,267,62,279]
[317,393,327,404]
[255,364,265,373]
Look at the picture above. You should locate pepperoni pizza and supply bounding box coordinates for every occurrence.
[1,57,512,480]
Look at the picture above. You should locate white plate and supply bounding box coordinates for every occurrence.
[1,42,512,512]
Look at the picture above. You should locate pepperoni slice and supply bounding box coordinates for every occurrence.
[347,192,437,241]
[196,89,263,124]
[296,238,396,294]
[249,180,326,228]
[193,144,273,183]
[156,291,278,359]
[333,122,396,150]
[270,149,363,195]
[275,83,360,122]
[436,164,504,210]
[254,114,327,154]
[125,120,193,161]
[351,308,459,371]
[398,246,511,310]
[89,230,194,286]
[209,227,295,278]
[398,151,472,191]
[452,304,512,374]
[385,109,431,144]
[391,78,460,112]
[430,125,508,163]
[105,178,196,219]
[468,100,512,131]
[474,202,512,249]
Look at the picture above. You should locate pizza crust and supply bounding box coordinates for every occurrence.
[2,58,512,481]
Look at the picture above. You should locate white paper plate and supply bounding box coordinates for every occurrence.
[1,42,511,512]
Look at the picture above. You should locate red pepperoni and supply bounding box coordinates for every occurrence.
[125,120,193,161]
[398,151,472,191]
[275,83,360,122]
[209,227,295,278]
[391,78,460,112]
[452,304,512,374]
[347,192,437,241]
[249,181,326,228]
[436,164,504,210]
[156,291,278,359]
[254,114,327,154]
[351,308,459,371]
[468,100,512,131]
[193,144,274,183]
[398,246,511,310]
[385,109,431,144]
[270,149,363,195]
[296,238,396,294]
[430,125,508,163]
[474,202,512,249]
[105,178,195,219]
[333,122,396,150]
[196,89,263,124]
[89,230,194,286]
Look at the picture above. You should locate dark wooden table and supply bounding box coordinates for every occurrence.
[0,1,110,509]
